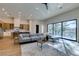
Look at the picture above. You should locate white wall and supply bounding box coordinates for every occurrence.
[14,18,20,27]
[43,7,79,42]
[0,18,13,23]
[29,20,44,34]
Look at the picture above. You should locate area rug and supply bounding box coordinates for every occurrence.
[21,42,66,56]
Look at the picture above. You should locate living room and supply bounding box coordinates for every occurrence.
[0,3,79,56]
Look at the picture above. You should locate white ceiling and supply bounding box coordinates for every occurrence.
[0,3,79,20]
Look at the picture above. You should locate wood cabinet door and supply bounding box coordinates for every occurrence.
[10,23,14,29]
[0,23,2,28]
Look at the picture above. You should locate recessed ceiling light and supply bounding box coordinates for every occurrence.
[2,8,5,11]
[35,8,39,10]
[30,14,32,16]
[4,11,7,14]
[18,12,22,14]
[7,14,10,17]
[58,3,63,9]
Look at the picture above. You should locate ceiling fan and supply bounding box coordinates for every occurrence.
[42,3,48,10]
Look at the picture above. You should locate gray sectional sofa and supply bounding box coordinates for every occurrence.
[19,32,46,43]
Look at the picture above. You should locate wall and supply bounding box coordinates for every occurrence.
[0,18,13,23]
[43,7,79,42]
[29,20,44,34]
[14,18,20,27]
[14,18,29,27]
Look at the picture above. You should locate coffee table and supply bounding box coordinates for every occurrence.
[37,39,47,50]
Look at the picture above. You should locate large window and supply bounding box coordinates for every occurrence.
[48,24,53,35]
[63,20,76,40]
[54,23,61,37]
[47,19,77,41]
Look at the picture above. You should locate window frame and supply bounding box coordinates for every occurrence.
[47,19,77,42]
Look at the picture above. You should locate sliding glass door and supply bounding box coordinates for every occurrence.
[63,20,76,40]
[47,19,77,41]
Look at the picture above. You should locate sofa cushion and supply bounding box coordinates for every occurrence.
[19,33,46,43]
[23,37,30,40]
[23,34,29,37]
[19,34,29,37]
